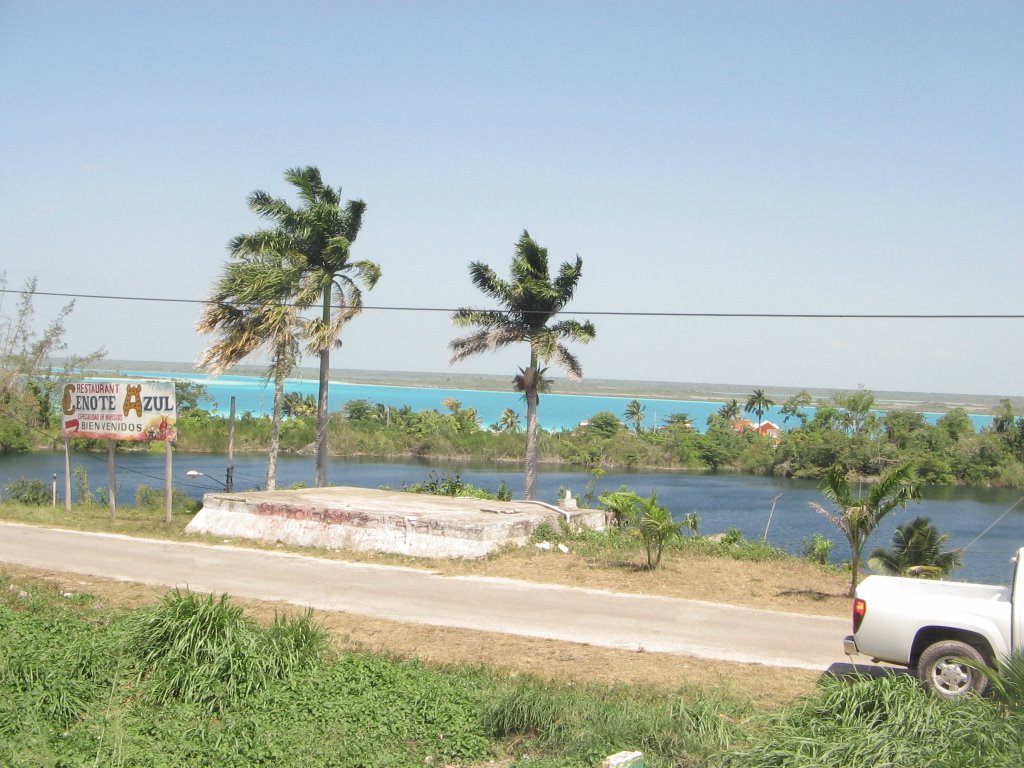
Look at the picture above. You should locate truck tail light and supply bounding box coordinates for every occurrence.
[852,598,866,633]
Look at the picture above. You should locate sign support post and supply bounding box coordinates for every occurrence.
[63,439,71,512]
[165,441,173,524]
[107,441,117,520]
[227,396,235,492]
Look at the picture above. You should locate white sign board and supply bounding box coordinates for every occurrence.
[61,380,177,442]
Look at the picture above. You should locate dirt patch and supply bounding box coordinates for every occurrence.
[341,545,852,618]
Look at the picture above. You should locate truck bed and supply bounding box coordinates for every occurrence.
[852,575,1012,665]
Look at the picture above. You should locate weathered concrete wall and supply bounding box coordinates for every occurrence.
[185,486,605,559]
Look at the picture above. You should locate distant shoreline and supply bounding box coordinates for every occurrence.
[89,360,1020,415]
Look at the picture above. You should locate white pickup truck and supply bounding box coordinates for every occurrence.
[844,547,1023,698]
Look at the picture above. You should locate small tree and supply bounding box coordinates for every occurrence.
[599,489,686,569]
[869,516,962,579]
[635,492,686,570]
[496,408,522,433]
[810,462,921,596]
[717,399,741,422]
[624,400,646,433]
[1,274,104,451]
[779,391,812,426]
[833,387,876,435]
[599,487,639,528]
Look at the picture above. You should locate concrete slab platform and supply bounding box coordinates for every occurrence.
[185,486,606,558]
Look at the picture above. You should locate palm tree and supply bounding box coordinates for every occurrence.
[373,402,392,427]
[449,230,595,499]
[497,407,522,433]
[744,389,774,427]
[281,391,316,418]
[718,399,741,421]
[809,462,921,596]
[234,166,381,487]
[624,399,646,433]
[869,517,962,579]
[197,252,303,491]
[663,412,693,431]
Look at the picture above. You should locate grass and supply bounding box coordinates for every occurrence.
[0,498,202,539]
[485,677,749,767]
[724,672,1024,768]
[5,570,1024,768]
[125,590,327,711]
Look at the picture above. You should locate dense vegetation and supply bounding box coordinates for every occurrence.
[4,572,1022,768]
[170,387,1024,488]
[7,378,1024,489]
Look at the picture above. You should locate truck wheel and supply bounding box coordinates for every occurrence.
[916,640,989,699]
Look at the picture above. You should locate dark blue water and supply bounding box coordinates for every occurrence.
[2,451,1020,587]
[101,370,995,433]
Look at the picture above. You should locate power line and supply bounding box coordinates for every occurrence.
[2,288,1022,320]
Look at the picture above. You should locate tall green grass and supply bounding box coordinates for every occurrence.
[485,676,749,768]
[124,589,327,711]
[723,673,1024,768]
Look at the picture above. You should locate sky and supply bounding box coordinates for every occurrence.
[1,1,1022,397]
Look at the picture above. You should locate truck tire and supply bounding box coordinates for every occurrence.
[916,640,989,699]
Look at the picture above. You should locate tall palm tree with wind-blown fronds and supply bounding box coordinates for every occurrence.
[625,400,646,433]
[197,249,304,490]
[232,167,381,487]
[449,230,595,500]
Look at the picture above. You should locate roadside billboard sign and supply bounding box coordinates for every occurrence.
[61,380,177,441]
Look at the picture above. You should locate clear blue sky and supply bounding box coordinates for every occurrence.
[2,1,1022,396]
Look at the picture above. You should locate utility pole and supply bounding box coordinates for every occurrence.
[226,396,235,492]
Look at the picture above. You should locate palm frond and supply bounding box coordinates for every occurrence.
[818,464,853,507]
[341,199,367,239]
[550,344,583,381]
[809,501,851,537]
[449,327,523,363]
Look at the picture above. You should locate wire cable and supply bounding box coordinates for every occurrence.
[960,496,1024,553]
[3,287,1023,320]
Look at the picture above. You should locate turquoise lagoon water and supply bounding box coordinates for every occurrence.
[107,370,994,434]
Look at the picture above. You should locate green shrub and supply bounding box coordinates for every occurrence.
[4,478,50,505]
[72,465,93,505]
[402,471,500,500]
[529,521,561,543]
[134,484,201,513]
[802,533,834,565]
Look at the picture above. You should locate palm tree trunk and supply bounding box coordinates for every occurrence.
[266,370,284,491]
[524,364,539,500]
[314,285,331,488]
[849,549,861,598]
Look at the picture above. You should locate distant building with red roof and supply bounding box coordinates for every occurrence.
[732,418,781,443]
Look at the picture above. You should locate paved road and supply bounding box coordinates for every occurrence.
[0,522,851,670]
